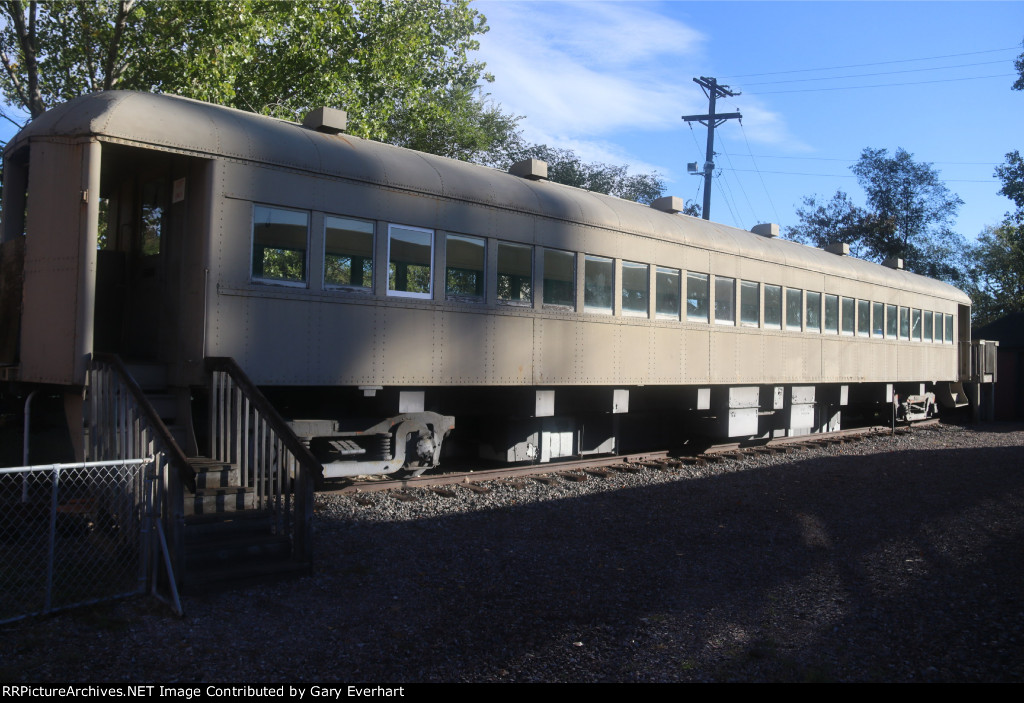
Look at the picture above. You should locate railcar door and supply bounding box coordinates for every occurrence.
[94,166,175,362]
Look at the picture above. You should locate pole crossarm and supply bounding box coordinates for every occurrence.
[681,76,742,220]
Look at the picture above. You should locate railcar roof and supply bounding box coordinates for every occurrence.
[9,91,969,303]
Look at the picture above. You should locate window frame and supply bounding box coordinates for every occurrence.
[496,241,534,306]
[740,280,760,328]
[584,255,614,315]
[542,247,576,309]
[386,223,434,299]
[251,203,310,287]
[655,266,681,320]
[323,213,375,292]
[621,260,650,317]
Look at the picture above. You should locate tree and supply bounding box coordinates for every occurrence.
[994,150,1024,220]
[966,220,1024,326]
[787,191,873,259]
[0,1,517,159]
[786,147,968,285]
[1013,37,1024,91]
[492,142,669,205]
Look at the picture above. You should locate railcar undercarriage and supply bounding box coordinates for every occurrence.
[264,380,971,480]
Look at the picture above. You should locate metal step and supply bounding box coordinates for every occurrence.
[188,458,240,489]
[184,486,256,515]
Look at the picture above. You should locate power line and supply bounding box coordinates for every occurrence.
[720,167,997,183]
[716,132,758,224]
[741,59,1010,86]
[739,122,781,223]
[747,72,1015,95]
[734,154,1001,166]
[722,46,1019,79]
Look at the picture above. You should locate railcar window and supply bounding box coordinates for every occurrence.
[764,284,782,329]
[945,314,954,344]
[715,276,736,325]
[785,288,802,331]
[252,205,309,284]
[543,249,575,308]
[387,224,433,298]
[825,294,839,334]
[622,261,649,316]
[912,309,922,341]
[655,267,681,320]
[140,181,166,256]
[325,215,374,290]
[740,280,759,327]
[886,304,897,338]
[806,291,821,333]
[924,310,933,342]
[899,306,910,340]
[841,297,855,336]
[445,234,485,300]
[584,255,614,314]
[687,273,709,322]
[873,302,884,337]
[857,300,870,337]
[497,242,532,304]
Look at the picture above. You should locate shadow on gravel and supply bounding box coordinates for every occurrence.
[8,434,1024,683]
[317,442,1024,682]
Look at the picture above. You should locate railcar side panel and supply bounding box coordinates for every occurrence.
[315,300,380,384]
[535,317,580,384]
[434,309,490,384]
[380,306,438,384]
[19,140,91,385]
[618,323,650,386]
[652,326,684,384]
[489,314,534,385]
[683,328,712,383]
[578,319,617,384]
[821,337,843,382]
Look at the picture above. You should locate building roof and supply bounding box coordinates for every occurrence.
[975,312,1024,346]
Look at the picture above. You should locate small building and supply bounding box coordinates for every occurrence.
[974,313,1022,420]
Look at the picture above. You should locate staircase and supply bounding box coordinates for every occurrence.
[87,355,319,593]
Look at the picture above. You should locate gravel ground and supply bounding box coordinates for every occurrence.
[3,421,1024,682]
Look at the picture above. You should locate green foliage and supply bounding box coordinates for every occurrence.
[966,220,1024,327]
[0,1,518,160]
[786,191,872,259]
[1013,38,1024,92]
[786,147,968,285]
[995,150,1024,218]
[492,143,667,205]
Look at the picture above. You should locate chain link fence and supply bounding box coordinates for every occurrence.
[0,458,155,624]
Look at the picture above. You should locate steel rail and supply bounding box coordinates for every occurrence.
[325,420,938,495]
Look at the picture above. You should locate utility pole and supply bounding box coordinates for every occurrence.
[682,76,741,220]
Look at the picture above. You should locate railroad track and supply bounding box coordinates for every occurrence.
[323,419,938,495]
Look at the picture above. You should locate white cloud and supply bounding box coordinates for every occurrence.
[475,1,801,156]
[477,1,709,136]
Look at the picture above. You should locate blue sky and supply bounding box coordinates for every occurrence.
[473,0,1024,241]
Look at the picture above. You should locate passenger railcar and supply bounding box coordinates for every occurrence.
[0,92,993,478]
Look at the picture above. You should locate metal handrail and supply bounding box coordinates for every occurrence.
[89,353,195,489]
[206,357,320,562]
[86,353,192,583]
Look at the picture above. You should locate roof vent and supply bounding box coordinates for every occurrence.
[751,223,779,238]
[882,257,905,270]
[825,242,850,256]
[303,107,347,134]
[509,158,548,180]
[650,196,685,213]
